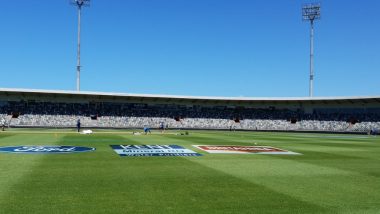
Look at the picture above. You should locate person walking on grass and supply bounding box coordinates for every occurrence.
[1,119,5,131]
[77,119,81,132]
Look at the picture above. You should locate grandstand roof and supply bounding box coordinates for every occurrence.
[0,88,379,104]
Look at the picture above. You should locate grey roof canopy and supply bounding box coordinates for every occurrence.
[0,88,379,106]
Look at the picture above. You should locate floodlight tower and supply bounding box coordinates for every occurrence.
[71,0,90,91]
[303,3,320,97]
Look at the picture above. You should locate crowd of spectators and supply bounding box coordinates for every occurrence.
[1,101,379,132]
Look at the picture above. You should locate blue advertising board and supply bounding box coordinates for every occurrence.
[0,146,95,154]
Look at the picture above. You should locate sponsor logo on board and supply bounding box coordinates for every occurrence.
[110,145,202,157]
[0,146,95,154]
[193,145,300,155]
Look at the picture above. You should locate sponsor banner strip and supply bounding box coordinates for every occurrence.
[110,145,202,157]
[0,146,95,154]
[193,145,300,155]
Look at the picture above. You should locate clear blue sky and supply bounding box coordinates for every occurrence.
[0,0,379,97]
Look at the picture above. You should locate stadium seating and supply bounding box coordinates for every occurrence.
[1,101,379,132]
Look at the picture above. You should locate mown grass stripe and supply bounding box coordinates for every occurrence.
[0,130,379,213]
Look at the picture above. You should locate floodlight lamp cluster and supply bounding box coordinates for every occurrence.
[71,0,90,8]
[302,3,321,21]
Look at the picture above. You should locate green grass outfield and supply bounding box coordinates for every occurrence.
[0,129,379,213]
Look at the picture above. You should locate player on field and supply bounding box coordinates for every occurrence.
[77,119,81,132]
[159,121,165,133]
[1,119,5,131]
[144,125,151,135]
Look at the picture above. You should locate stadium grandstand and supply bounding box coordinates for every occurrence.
[1,88,379,133]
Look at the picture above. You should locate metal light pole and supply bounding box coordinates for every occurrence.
[71,0,90,91]
[303,3,320,97]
